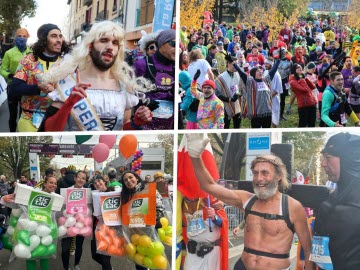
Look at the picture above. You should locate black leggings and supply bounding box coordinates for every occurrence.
[91,239,112,270]
[234,258,247,270]
[61,236,84,269]
[250,116,272,128]
[280,78,289,117]
[298,106,317,127]
[224,112,242,129]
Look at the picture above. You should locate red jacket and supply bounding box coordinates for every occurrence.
[289,75,317,108]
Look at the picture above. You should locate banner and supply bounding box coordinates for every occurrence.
[153,0,175,32]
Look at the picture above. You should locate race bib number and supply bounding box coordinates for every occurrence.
[310,236,333,270]
[152,100,173,119]
[187,218,205,237]
[284,35,289,40]
[257,82,269,92]
[230,85,239,95]
[32,112,45,129]
[340,113,347,125]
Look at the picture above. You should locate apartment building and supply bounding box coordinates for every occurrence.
[67,0,156,49]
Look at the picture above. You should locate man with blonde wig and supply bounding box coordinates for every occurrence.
[38,20,153,131]
[185,134,315,270]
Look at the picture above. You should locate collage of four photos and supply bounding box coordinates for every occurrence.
[0,0,359,269]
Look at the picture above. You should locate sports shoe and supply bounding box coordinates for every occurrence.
[280,115,287,121]
[74,265,80,270]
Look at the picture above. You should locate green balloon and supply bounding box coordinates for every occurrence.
[137,245,148,256]
[164,226,172,236]
[44,243,56,256]
[1,234,13,251]
[157,228,166,241]
[31,244,47,258]
[76,135,93,144]
[16,230,30,246]
[151,242,165,256]
[9,216,19,227]
[143,256,154,268]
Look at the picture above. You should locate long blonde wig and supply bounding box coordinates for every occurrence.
[39,21,152,93]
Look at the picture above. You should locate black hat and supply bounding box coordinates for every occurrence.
[37,23,60,40]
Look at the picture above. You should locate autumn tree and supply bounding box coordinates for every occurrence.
[0,136,53,181]
[347,0,360,29]
[0,0,37,39]
[180,0,216,29]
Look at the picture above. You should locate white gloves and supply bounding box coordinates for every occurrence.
[185,133,211,158]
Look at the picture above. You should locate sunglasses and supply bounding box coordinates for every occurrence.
[168,40,176,47]
[147,44,157,50]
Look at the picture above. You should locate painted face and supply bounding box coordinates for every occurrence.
[43,177,57,193]
[252,162,279,200]
[94,179,107,191]
[74,172,86,188]
[123,173,138,189]
[45,29,63,55]
[90,35,119,71]
[321,154,340,183]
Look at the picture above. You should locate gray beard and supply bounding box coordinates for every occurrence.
[253,180,278,200]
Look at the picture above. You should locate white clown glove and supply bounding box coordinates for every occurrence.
[185,133,211,158]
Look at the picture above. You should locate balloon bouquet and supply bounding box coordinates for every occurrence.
[131,149,144,176]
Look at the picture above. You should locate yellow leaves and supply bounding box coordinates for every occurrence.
[180,0,216,29]
[348,0,360,29]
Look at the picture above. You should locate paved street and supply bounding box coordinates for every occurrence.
[0,100,10,133]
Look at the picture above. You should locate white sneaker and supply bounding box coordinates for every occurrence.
[74,265,80,270]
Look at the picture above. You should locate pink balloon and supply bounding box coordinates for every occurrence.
[83,216,92,227]
[67,227,80,237]
[80,226,92,237]
[58,216,67,226]
[92,143,110,163]
[74,213,86,223]
[99,135,117,149]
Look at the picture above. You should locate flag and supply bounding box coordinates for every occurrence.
[293,170,305,184]
[177,135,219,199]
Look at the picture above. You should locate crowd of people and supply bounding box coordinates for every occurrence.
[0,166,171,270]
[0,21,175,132]
[179,19,360,129]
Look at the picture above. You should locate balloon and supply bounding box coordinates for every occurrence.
[119,135,138,159]
[103,235,113,246]
[49,222,58,239]
[29,235,40,251]
[41,235,53,246]
[125,243,137,257]
[67,227,80,237]
[108,229,117,238]
[92,143,110,163]
[136,245,148,256]
[58,226,67,237]
[157,228,165,241]
[162,235,172,246]
[164,226,172,236]
[76,135,93,144]
[74,212,86,222]
[99,135,117,149]
[31,244,47,258]
[131,234,141,245]
[14,243,31,259]
[36,225,51,237]
[7,226,15,235]
[83,216,92,226]
[138,235,152,248]
[149,241,165,256]
[17,218,30,230]
[160,217,169,228]
[57,216,67,226]
[80,226,92,237]
[44,243,56,256]
[108,245,124,256]
[144,256,154,268]
[134,253,145,266]
[112,237,122,247]
[9,216,19,227]
[97,240,108,251]
[1,234,13,251]
[152,254,167,269]
[64,216,76,227]
[75,222,84,229]
[28,221,38,232]
[17,230,30,246]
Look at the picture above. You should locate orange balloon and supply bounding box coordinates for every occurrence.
[107,244,120,256]
[97,240,108,251]
[108,229,117,238]
[99,224,109,233]
[119,135,138,159]
[103,235,113,246]
[95,230,106,241]
[120,236,127,247]
[118,246,126,256]
[113,237,122,247]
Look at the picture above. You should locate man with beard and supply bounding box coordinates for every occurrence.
[134,28,176,130]
[191,73,224,129]
[185,133,315,270]
[37,21,153,131]
[8,24,69,132]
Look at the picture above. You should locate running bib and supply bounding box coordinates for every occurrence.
[310,236,333,270]
[257,82,270,92]
[32,112,45,129]
[186,210,206,237]
[152,100,173,119]
[340,113,347,124]
[284,35,289,40]
[230,85,239,95]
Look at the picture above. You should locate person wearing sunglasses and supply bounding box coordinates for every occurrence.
[138,30,158,58]
[134,28,176,130]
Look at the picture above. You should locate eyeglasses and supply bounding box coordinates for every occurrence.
[168,40,176,47]
[147,44,157,50]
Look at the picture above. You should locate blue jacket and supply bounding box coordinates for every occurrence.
[179,71,197,123]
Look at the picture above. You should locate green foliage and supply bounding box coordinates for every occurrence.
[0,0,37,37]
[148,134,173,175]
[0,136,52,181]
